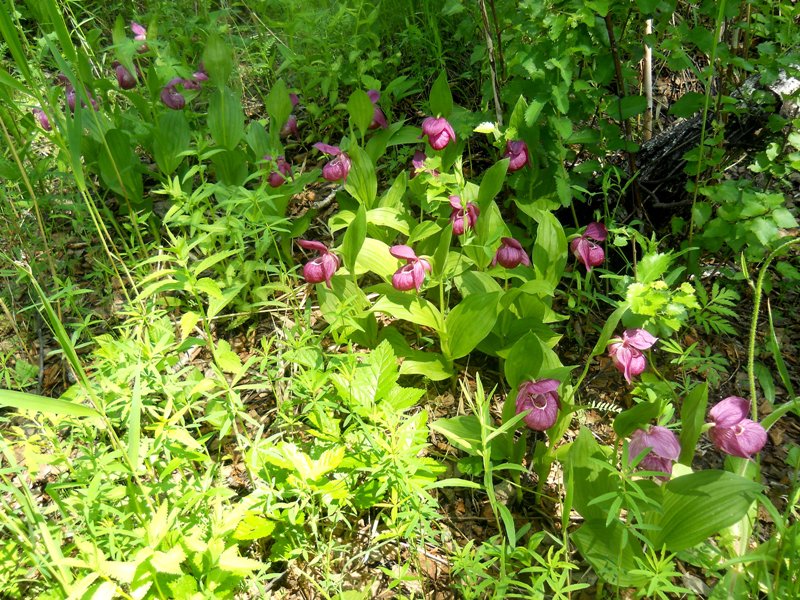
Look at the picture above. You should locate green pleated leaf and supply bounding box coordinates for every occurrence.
[265,79,291,141]
[347,89,374,138]
[429,71,453,118]
[573,519,649,587]
[203,34,234,84]
[344,145,378,208]
[153,111,190,175]
[370,286,444,332]
[476,159,509,210]
[99,129,145,209]
[444,292,501,360]
[0,389,99,418]
[341,204,367,274]
[649,470,762,551]
[208,86,244,150]
[503,332,544,390]
[678,382,708,465]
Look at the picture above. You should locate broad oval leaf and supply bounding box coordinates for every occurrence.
[444,292,501,360]
[650,470,763,551]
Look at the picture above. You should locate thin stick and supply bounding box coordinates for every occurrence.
[643,18,653,141]
[478,0,503,126]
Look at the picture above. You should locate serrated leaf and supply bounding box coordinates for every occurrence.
[152,546,186,575]
[215,339,243,374]
[218,545,265,573]
[233,514,276,541]
[637,252,673,284]
[524,99,546,125]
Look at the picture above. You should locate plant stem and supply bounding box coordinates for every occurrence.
[747,238,800,420]
[688,0,727,247]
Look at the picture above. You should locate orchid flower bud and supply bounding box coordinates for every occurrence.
[66,87,77,112]
[421,116,456,150]
[264,155,292,187]
[33,109,51,131]
[515,379,561,431]
[367,89,388,130]
[131,21,148,53]
[492,237,530,268]
[281,114,299,138]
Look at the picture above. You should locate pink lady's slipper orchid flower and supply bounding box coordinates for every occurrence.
[421,116,456,150]
[264,155,292,187]
[65,86,98,113]
[282,93,300,138]
[131,21,148,53]
[629,426,681,478]
[112,61,137,90]
[182,65,209,91]
[161,77,187,110]
[571,222,608,271]
[281,114,299,138]
[504,140,531,172]
[492,237,530,269]
[33,109,51,131]
[390,245,432,291]
[516,379,561,431]
[708,396,767,458]
[298,240,340,288]
[449,195,479,235]
[313,143,351,183]
[367,89,388,130]
[193,63,208,83]
[608,328,658,383]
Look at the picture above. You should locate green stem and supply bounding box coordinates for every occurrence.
[688,0,727,247]
[747,239,800,420]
